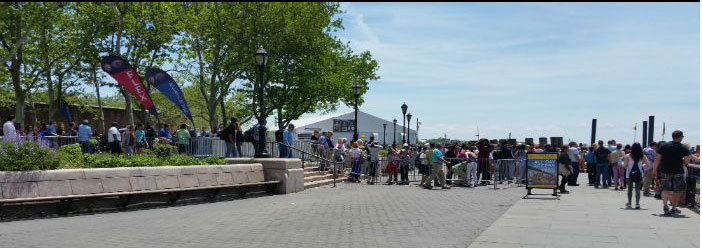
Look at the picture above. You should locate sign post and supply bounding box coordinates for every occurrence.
[524,152,559,199]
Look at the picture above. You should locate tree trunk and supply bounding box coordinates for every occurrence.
[277,108,284,130]
[121,89,134,126]
[220,96,227,127]
[93,66,106,135]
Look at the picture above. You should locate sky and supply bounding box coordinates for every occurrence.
[94,3,700,145]
[295,2,700,145]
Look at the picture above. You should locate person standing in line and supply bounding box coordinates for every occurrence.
[465,146,479,187]
[318,131,330,171]
[282,124,295,158]
[610,144,626,190]
[399,146,411,185]
[422,143,451,190]
[107,122,122,154]
[310,129,320,157]
[135,123,145,154]
[234,120,244,157]
[123,125,136,155]
[444,144,457,185]
[557,145,572,193]
[477,139,493,185]
[385,148,397,185]
[176,124,190,155]
[78,120,93,153]
[513,144,527,184]
[366,141,380,185]
[2,115,17,142]
[624,143,649,209]
[144,123,156,149]
[642,142,658,196]
[223,119,237,158]
[159,124,172,144]
[567,142,582,186]
[594,140,611,189]
[584,145,597,186]
[420,143,435,186]
[653,130,693,216]
[349,140,363,183]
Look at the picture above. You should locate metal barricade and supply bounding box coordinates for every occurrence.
[494,159,517,190]
[686,163,700,210]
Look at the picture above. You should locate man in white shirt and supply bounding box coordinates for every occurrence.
[2,115,17,142]
[107,121,122,154]
[567,142,582,186]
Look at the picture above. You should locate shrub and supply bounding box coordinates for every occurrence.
[0,140,59,171]
[163,155,201,166]
[202,156,224,165]
[153,143,176,158]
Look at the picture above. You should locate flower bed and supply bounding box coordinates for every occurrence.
[0,141,223,171]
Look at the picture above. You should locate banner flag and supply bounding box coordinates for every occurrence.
[145,68,193,121]
[100,55,158,118]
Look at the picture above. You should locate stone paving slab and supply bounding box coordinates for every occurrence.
[0,182,523,248]
[468,174,700,248]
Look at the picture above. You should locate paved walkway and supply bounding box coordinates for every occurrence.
[468,174,700,248]
[0,182,522,248]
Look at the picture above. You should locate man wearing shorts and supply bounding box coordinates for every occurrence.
[653,130,693,216]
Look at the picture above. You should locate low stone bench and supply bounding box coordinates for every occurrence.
[0,164,279,210]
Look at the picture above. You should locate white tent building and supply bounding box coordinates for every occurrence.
[290,110,418,147]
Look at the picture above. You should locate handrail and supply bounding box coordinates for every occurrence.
[274,141,338,187]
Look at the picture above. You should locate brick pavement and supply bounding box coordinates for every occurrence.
[0,182,523,248]
[468,174,700,248]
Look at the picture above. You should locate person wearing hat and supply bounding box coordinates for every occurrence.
[107,121,122,154]
[77,120,93,153]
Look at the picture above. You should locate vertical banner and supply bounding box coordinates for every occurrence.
[100,55,158,118]
[145,68,193,121]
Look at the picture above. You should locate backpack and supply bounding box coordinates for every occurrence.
[244,127,255,142]
[629,157,642,182]
[275,129,284,143]
[219,127,230,141]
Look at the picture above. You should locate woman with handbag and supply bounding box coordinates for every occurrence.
[624,143,649,209]
[558,145,572,193]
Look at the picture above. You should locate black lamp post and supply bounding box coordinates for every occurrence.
[401,103,407,145]
[382,123,387,147]
[392,118,397,147]
[352,82,361,143]
[254,46,269,158]
[406,113,412,146]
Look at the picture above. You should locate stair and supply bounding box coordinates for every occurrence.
[303,164,347,189]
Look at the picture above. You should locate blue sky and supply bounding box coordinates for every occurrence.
[94,3,700,145]
[297,2,699,145]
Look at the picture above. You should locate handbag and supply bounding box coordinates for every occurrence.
[559,163,572,177]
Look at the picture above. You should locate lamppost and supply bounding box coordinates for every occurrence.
[352,82,361,143]
[401,103,407,144]
[416,119,420,145]
[382,123,387,147]
[406,113,412,146]
[254,46,269,158]
[392,118,397,147]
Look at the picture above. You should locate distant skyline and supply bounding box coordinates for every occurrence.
[94,3,700,145]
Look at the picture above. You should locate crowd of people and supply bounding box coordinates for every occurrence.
[2,115,701,216]
[307,128,700,216]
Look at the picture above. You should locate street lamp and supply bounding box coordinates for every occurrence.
[392,118,397,147]
[382,123,387,147]
[352,82,361,143]
[254,46,269,158]
[406,113,412,146]
[401,103,407,144]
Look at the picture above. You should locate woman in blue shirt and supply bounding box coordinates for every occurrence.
[584,145,597,186]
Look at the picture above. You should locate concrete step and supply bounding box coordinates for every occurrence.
[304,171,327,177]
[304,177,347,189]
[304,174,337,183]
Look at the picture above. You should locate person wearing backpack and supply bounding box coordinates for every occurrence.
[624,143,649,209]
[222,118,238,158]
[594,140,612,189]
